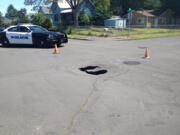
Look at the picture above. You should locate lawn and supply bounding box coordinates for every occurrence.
[68,26,180,40]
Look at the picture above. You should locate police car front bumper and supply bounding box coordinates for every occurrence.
[46,34,68,45]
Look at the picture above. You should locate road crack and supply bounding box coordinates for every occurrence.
[61,79,98,135]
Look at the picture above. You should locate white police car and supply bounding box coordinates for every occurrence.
[0,24,68,48]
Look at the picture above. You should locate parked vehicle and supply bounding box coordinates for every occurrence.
[0,27,5,31]
[0,24,68,48]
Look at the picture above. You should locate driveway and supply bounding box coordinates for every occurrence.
[0,37,180,135]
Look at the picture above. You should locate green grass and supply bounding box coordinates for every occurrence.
[128,28,180,40]
[68,35,90,40]
[68,26,180,40]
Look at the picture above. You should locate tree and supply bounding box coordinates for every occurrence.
[24,0,82,27]
[94,0,111,25]
[5,4,18,19]
[79,14,90,25]
[17,8,30,23]
[41,18,52,29]
[32,13,46,25]
[160,0,180,17]
[144,0,161,9]
[110,0,145,15]
[0,12,3,26]
[32,13,52,29]
[66,0,82,27]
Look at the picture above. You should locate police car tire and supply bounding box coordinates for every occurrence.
[2,38,10,47]
[35,40,48,48]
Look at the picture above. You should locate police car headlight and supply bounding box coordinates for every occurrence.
[48,34,54,39]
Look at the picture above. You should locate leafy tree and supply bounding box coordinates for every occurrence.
[160,0,180,17]
[32,13,52,29]
[32,13,45,25]
[16,8,30,23]
[94,0,112,25]
[110,0,145,15]
[144,0,161,9]
[41,18,52,29]
[0,12,3,26]
[5,4,18,19]
[79,14,90,25]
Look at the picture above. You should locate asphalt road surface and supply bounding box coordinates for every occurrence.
[0,37,180,135]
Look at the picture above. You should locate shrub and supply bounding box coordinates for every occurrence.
[79,14,90,26]
[31,13,52,29]
[32,13,45,26]
[57,21,67,32]
[66,27,72,34]
[88,32,93,36]
[41,18,52,29]
[48,26,59,32]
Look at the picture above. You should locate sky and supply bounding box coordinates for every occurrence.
[0,0,35,16]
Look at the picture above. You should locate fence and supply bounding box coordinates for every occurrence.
[128,25,180,28]
[69,25,180,39]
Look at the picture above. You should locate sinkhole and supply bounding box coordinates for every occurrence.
[79,66,108,75]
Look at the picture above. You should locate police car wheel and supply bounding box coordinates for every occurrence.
[2,38,10,47]
[33,40,44,48]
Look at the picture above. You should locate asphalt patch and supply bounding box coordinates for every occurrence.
[123,61,141,66]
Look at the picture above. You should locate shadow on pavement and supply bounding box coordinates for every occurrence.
[0,44,64,49]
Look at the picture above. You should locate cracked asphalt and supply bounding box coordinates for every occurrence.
[0,37,180,135]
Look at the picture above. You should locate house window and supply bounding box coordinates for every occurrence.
[137,18,145,24]
[161,17,166,24]
[54,14,59,22]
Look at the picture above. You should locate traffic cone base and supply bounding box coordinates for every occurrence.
[144,48,150,59]
[54,44,59,54]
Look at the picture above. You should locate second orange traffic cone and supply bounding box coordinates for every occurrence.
[144,48,150,59]
[54,44,59,54]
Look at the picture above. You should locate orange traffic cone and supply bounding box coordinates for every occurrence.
[144,48,150,59]
[54,44,59,54]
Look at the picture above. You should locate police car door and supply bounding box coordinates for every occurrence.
[18,26,32,44]
[6,26,20,44]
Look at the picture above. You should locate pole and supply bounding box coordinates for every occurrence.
[128,18,130,37]
[128,8,132,37]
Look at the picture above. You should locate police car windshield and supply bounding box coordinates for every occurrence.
[28,26,48,32]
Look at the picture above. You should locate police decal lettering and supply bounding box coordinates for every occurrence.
[11,36,28,39]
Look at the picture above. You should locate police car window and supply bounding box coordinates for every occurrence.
[28,26,48,32]
[8,27,19,32]
[19,27,31,32]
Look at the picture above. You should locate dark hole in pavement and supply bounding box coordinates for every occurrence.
[79,66,99,71]
[123,61,141,65]
[79,66,108,75]
[86,70,108,75]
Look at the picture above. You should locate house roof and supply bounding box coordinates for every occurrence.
[58,0,71,9]
[3,17,13,24]
[135,9,169,17]
[57,0,94,13]
[40,7,52,14]
[41,0,95,15]
[57,0,72,13]
[106,16,122,20]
